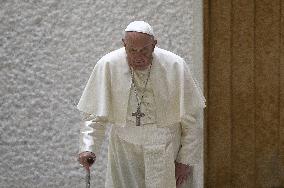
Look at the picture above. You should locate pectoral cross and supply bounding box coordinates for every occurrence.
[132,106,145,126]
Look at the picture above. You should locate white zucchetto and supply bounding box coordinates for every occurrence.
[125,21,154,36]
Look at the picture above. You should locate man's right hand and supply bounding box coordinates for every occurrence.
[78,151,96,170]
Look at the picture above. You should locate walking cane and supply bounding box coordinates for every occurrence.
[85,157,95,188]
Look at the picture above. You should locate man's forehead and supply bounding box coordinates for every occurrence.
[124,32,154,42]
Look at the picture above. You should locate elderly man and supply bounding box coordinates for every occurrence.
[77,21,206,188]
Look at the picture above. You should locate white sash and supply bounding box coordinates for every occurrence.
[112,125,178,188]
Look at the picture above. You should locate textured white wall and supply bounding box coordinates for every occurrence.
[0,0,203,187]
[192,1,204,188]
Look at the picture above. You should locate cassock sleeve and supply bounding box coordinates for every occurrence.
[176,110,203,166]
[175,60,206,166]
[78,111,107,156]
[77,58,111,155]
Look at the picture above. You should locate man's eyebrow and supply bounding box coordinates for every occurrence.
[127,43,153,49]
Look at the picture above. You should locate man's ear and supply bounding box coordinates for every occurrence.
[154,39,157,46]
[152,39,157,50]
[122,39,126,47]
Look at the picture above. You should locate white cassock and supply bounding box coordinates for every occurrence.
[77,47,206,188]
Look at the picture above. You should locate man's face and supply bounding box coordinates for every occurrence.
[122,32,157,70]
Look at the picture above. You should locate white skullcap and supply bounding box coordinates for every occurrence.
[125,21,154,36]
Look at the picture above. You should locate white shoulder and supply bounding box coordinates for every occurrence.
[154,47,185,67]
[96,47,126,66]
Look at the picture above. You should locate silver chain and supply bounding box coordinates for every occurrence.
[130,65,152,110]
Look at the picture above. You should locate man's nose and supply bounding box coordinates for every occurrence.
[133,53,145,59]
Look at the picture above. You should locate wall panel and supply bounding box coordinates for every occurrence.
[254,0,281,187]
[279,0,284,185]
[207,1,232,187]
[231,0,255,187]
[205,0,283,187]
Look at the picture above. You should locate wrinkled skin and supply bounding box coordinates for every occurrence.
[122,32,157,70]
[78,32,191,186]
[175,161,192,187]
